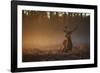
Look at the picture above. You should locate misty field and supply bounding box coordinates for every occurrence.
[22,11,90,62]
[22,44,90,62]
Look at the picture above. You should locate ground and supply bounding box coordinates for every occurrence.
[22,44,90,62]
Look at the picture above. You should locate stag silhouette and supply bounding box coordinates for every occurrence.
[63,25,78,52]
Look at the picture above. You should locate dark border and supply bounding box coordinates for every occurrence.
[11,1,97,72]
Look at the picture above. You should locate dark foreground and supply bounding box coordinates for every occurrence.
[22,46,90,62]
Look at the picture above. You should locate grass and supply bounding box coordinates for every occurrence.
[22,44,90,62]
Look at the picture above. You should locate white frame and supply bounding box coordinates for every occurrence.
[17,5,94,68]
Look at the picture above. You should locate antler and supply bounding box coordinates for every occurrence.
[64,26,69,33]
[69,24,79,34]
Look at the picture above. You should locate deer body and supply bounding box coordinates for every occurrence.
[63,34,72,52]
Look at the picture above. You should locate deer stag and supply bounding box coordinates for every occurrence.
[63,25,79,52]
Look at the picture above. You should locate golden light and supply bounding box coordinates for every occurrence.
[47,12,50,19]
